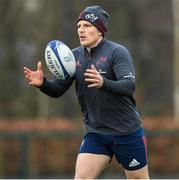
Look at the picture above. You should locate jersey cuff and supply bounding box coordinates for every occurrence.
[38,77,47,90]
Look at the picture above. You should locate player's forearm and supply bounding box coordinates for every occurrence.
[101,77,135,97]
[39,77,72,98]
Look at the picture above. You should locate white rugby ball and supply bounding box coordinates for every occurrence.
[45,40,76,79]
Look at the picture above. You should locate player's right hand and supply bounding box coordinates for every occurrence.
[23,61,44,87]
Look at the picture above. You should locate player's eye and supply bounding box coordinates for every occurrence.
[84,24,92,27]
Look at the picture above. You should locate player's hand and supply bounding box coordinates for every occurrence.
[84,65,104,88]
[23,61,44,87]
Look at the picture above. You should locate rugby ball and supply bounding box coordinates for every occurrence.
[45,40,76,79]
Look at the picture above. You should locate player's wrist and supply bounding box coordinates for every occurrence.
[37,77,46,89]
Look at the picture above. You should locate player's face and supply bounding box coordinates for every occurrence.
[77,20,103,49]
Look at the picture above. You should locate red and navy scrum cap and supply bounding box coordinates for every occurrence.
[76,5,110,35]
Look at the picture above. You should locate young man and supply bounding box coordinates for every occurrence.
[24,6,149,179]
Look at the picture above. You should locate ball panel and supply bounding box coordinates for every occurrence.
[45,40,76,80]
[49,40,69,79]
[45,45,65,79]
[58,43,76,76]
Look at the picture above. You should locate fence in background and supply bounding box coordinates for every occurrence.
[0,118,179,179]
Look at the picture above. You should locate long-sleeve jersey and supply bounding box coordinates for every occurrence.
[39,38,142,135]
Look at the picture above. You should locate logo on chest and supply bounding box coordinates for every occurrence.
[98,69,107,74]
[96,56,107,66]
[96,56,108,74]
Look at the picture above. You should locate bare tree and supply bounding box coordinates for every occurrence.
[172,0,179,121]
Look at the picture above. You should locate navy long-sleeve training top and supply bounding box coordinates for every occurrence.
[39,38,142,135]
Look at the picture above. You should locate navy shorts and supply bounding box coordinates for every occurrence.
[79,127,148,171]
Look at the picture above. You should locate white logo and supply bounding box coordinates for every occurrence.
[123,72,135,79]
[98,69,107,74]
[129,159,140,167]
[85,13,98,22]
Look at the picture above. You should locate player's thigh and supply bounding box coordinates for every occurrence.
[124,164,149,179]
[74,153,111,179]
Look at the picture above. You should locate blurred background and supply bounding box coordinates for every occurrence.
[0,0,179,178]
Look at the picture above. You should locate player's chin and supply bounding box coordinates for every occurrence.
[80,41,89,47]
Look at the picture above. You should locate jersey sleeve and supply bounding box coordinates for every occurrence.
[39,76,74,98]
[101,46,136,97]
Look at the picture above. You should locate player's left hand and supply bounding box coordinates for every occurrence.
[84,65,104,88]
